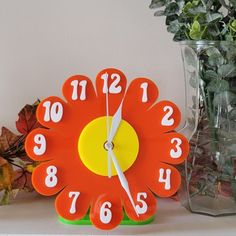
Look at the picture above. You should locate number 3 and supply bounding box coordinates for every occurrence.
[170,138,182,159]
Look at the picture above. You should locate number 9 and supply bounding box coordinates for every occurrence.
[33,134,46,156]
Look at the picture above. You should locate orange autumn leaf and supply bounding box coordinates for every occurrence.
[0,156,13,190]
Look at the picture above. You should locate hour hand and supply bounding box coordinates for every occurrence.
[108,101,123,143]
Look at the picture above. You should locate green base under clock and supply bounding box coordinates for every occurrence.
[58,212,154,226]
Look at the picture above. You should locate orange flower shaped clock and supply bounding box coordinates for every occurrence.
[25,68,189,230]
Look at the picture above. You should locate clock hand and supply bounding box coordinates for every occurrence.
[103,73,112,178]
[108,101,123,143]
[108,148,139,217]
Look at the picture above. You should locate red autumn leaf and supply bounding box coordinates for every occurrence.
[16,100,42,135]
[0,127,21,153]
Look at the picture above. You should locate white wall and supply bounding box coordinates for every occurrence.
[0,0,184,131]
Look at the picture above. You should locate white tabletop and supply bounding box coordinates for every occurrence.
[0,192,235,236]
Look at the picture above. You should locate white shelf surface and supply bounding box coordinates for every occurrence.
[0,193,236,236]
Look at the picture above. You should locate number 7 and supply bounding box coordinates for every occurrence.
[68,191,80,214]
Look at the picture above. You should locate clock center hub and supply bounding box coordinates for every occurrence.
[78,116,139,176]
[103,141,114,151]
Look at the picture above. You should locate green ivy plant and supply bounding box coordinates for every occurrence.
[149,0,236,41]
[150,1,236,207]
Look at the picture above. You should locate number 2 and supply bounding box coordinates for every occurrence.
[161,106,174,126]
[101,73,122,94]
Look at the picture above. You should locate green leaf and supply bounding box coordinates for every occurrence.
[218,64,236,78]
[229,20,236,32]
[167,20,181,33]
[208,54,225,66]
[204,70,220,81]
[173,29,188,41]
[213,91,236,107]
[188,6,207,15]
[207,79,229,93]
[189,20,202,40]
[206,13,223,23]
[165,14,178,25]
[149,0,166,9]
[154,10,165,16]
[164,2,179,16]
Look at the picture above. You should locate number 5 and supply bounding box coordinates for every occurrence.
[135,192,148,214]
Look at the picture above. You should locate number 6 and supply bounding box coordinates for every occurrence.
[100,201,112,224]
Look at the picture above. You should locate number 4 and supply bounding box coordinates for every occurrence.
[158,168,171,190]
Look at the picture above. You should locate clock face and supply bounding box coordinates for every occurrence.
[25,68,189,230]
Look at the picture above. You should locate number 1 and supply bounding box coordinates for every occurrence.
[140,82,148,103]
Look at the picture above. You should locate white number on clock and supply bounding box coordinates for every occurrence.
[161,106,174,126]
[70,80,87,101]
[135,192,148,214]
[43,101,63,123]
[140,82,148,103]
[170,138,182,159]
[158,168,171,190]
[45,165,58,188]
[68,191,80,214]
[100,201,112,224]
[101,73,122,94]
[33,134,46,156]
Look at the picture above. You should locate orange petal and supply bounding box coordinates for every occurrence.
[32,161,66,196]
[90,193,123,230]
[123,185,157,222]
[36,96,71,130]
[96,68,127,115]
[149,132,189,165]
[145,100,181,137]
[148,163,181,198]
[62,75,96,104]
[25,128,69,162]
[122,78,159,139]
[55,188,90,221]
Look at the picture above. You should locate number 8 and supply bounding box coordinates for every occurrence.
[45,165,58,188]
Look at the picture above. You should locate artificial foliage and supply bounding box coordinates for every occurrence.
[150,0,236,41]
[150,0,236,208]
[0,101,42,205]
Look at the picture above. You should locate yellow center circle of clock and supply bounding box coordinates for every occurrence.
[78,116,139,176]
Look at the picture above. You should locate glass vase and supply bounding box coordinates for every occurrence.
[179,41,236,216]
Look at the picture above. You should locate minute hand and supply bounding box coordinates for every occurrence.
[108,148,139,217]
[108,101,123,143]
